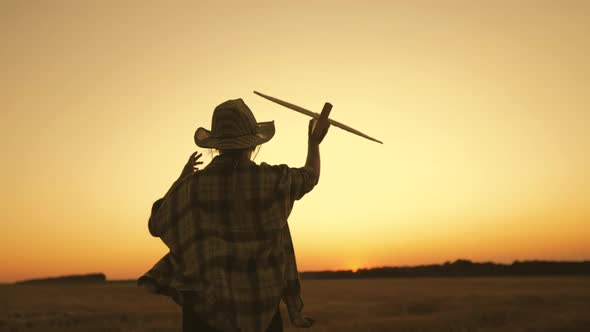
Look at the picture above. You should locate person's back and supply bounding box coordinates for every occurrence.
[140,98,330,332]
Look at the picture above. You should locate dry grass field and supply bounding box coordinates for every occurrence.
[1,277,589,331]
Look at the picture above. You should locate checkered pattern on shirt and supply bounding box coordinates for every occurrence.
[141,155,317,332]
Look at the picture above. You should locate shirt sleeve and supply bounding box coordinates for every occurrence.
[147,175,193,237]
[262,164,318,201]
[287,166,318,200]
[148,198,164,237]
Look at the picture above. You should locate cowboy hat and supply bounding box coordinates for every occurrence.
[194,98,275,149]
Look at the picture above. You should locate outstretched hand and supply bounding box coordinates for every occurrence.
[179,151,204,178]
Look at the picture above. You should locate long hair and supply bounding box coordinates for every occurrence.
[215,146,261,161]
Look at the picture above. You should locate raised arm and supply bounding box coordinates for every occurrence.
[305,104,331,182]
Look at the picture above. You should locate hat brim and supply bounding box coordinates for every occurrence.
[194,121,275,149]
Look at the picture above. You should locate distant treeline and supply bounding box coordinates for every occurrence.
[300,260,590,279]
[16,273,106,285]
[12,260,590,284]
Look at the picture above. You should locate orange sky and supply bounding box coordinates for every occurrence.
[1,1,589,283]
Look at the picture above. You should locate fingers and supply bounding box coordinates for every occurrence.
[193,153,204,167]
[308,119,317,135]
[189,152,204,164]
[188,151,199,163]
[183,151,204,174]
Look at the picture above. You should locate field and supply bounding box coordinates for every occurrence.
[1,277,589,331]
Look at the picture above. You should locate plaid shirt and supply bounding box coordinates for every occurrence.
[139,154,317,332]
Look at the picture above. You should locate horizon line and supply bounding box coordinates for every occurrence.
[6,258,590,284]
